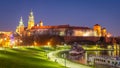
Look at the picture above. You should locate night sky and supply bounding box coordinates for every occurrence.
[0,0,120,36]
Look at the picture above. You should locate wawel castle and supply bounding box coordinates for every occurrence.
[16,11,111,37]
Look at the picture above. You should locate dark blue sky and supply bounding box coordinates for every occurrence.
[0,0,120,36]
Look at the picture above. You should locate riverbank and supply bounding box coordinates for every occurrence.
[48,50,92,68]
[0,46,65,68]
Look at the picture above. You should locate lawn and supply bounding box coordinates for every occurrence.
[0,46,65,68]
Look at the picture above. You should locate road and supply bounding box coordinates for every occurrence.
[47,50,92,68]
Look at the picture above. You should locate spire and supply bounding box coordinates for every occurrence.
[19,16,24,26]
[28,10,34,22]
[16,16,24,35]
[30,10,33,16]
[28,10,35,29]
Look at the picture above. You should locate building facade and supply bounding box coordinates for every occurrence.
[16,11,111,37]
[16,17,24,35]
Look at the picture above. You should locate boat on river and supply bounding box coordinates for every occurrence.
[88,55,120,67]
[68,44,85,60]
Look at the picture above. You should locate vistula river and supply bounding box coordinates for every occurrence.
[67,44,120,68]
[85,44,120,57]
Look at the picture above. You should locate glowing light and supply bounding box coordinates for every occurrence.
[74,30,83,36]
[20,40,23,43]
[0,39,3,42]
[4,38,7,40]
[47,42,50,45]
[83,32,92,36]
[28,32,31,36]
[60,31,65,36]
[107,33,112,37]
[0,47,4,50]
[10,34,15,46]
[83,33,89,36]
[34,41,37,46]
[93,46,97,49]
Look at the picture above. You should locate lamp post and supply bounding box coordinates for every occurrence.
[63,53,66,67]
[63,43,67,67]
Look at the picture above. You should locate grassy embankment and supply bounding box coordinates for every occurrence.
[0,46,65,68]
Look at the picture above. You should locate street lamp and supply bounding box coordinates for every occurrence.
[63,53,67,67]
[63,43,67,67]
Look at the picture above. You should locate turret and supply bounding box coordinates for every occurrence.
[101,28,107,37]
[16,17,24,35]
[27,10,35,29]
[19,17,24,26]
[39,20,43,26]
[93,24,101,36]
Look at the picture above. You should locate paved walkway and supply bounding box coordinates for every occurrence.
[48,50,92,68]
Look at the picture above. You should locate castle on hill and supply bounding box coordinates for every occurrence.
[16,11,111,37]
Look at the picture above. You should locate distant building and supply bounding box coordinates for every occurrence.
[16,17,24,36]
[16,11,111,37]
[0,31,12,47]
[27,10,35,29]
[93,24,102,36]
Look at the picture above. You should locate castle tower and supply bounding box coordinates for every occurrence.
[19,17,24,26]
[93,24,101,37]
[39,20,43,26]
[16,17,24,35]
[101,28,107,37]
[28,10,35,29]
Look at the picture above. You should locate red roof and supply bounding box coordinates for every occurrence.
[31,25,91,30]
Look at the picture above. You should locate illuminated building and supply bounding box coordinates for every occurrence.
[101,28,107,36]
[30,24,94,36]
[16,11,111,37]
[27,10,35,29]
[16,17,24,35]
[25,24,110,37]
[0,31,12,35]
[93,24,101,36]
[0,31,12,47]
[39,20,43,26]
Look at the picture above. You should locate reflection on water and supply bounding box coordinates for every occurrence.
[79,44,120,64]
[86,50,120,57]
[85,44,120,57]
[68,44,120,65]
[86,50,114,56]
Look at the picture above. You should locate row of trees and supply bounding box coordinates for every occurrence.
[14,31,119,48]
[21,34,64,46]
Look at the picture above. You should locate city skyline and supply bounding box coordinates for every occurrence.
[0,0,120,36]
